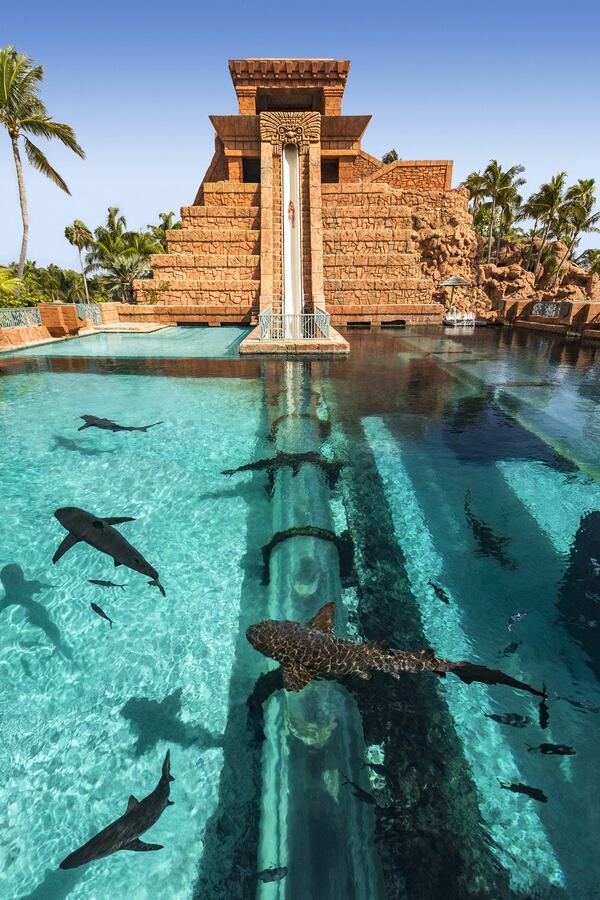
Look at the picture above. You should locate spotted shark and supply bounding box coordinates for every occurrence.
[78,415,163,433]
[246,603,545,696]
[59,750,174,869]
[52,507,165,596]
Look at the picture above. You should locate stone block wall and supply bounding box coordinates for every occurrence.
[366,160,452,191]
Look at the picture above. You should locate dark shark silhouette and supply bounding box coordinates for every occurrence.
[246,602,545,696]
[222,450,343,495]
[0,564,73,660]
[53,435,116,457]
[78,415,163,433]
[59,750,174,869]
[52,507,165,596]
[464,489,516,569]
[120,688,221,756]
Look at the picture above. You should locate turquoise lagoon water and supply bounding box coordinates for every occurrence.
[6,325,250,358]
[1,325,600,899]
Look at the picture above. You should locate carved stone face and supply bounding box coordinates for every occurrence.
[278,125,304,143]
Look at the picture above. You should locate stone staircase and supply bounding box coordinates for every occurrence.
[134,184,260,323]
[322,184,443,325]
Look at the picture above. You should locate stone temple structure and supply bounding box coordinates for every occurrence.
[135,59,479,330]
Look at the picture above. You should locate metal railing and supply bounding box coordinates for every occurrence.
[0,307,41,328]
[258,307,330,341]
[76,303,102,325]
[531,301,571,319]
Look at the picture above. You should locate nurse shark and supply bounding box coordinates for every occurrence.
[246,602,545,696]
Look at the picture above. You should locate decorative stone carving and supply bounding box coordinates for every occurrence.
[259,111,321,155]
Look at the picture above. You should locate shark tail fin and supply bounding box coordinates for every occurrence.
[148,578,166,597]
[141,422,164,431]
[162,749,175,782]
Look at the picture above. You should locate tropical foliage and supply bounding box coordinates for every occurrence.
[577,249,600,275]
[4,262,106,306]
[83,207,180,303]
[0,268,22,304]
[0,46,85,277]
[381,149,399,165]
[462,162,600,283]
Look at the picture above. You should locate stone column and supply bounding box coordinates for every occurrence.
[308,141,324,309]
[259,139,274,312]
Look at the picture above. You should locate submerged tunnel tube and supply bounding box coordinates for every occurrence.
[255,362,384,900]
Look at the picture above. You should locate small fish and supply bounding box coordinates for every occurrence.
[507,612,528,631]
[500,641,522,657]
[340,771,377,805]
[528,743,576,756]
[499,781,548,803]
[90,603,113,628]
[89,579,127,591]
[428,581,450,605]
[361,762,388,776]
[539,687,550,730]
[485,712,530,728]
[257,866,288,883]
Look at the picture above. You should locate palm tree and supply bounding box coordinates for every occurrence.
[479,161,526,262]
[519,190,546,270]
[0,46,85,277]
[495,185,523,262]
[461,171,488,215]
[147,211,181,251]
[532,172,567,279]
[577,248,600,274]
[381,149,399,165]
[65,220,93,302]
[552,183,600,286]
[91,252,150,303]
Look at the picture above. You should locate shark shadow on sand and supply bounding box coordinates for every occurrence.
[0,564,73,660]
[261,527,355,586]
[222,450,344,497]
[121,688,221,756]
[53,436,116,457]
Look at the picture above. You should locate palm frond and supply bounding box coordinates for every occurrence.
[23,137,70,192]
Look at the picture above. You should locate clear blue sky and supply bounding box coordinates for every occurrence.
[2,0,599,268]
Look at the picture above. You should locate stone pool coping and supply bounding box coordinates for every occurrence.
[0,323,171,355]
[239,324,350,355]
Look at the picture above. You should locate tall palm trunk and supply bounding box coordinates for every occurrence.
[486,196,496,262]
[552,234,579,288]
[11,134,29,279]
[78,247,90,302]
[533,221,551,281]
[526,217,539,271]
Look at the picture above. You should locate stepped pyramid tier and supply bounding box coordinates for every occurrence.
[135,58,480,326]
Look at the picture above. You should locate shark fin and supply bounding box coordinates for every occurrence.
[307,602,336,633]
[114,560,122,567]
[104,516,136,525]
[365,639,391,651]
[167,800,174,806]
[122,839,163,852]
[282,662,315,692]
[126,795,140,813]
[52,533,80,564]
